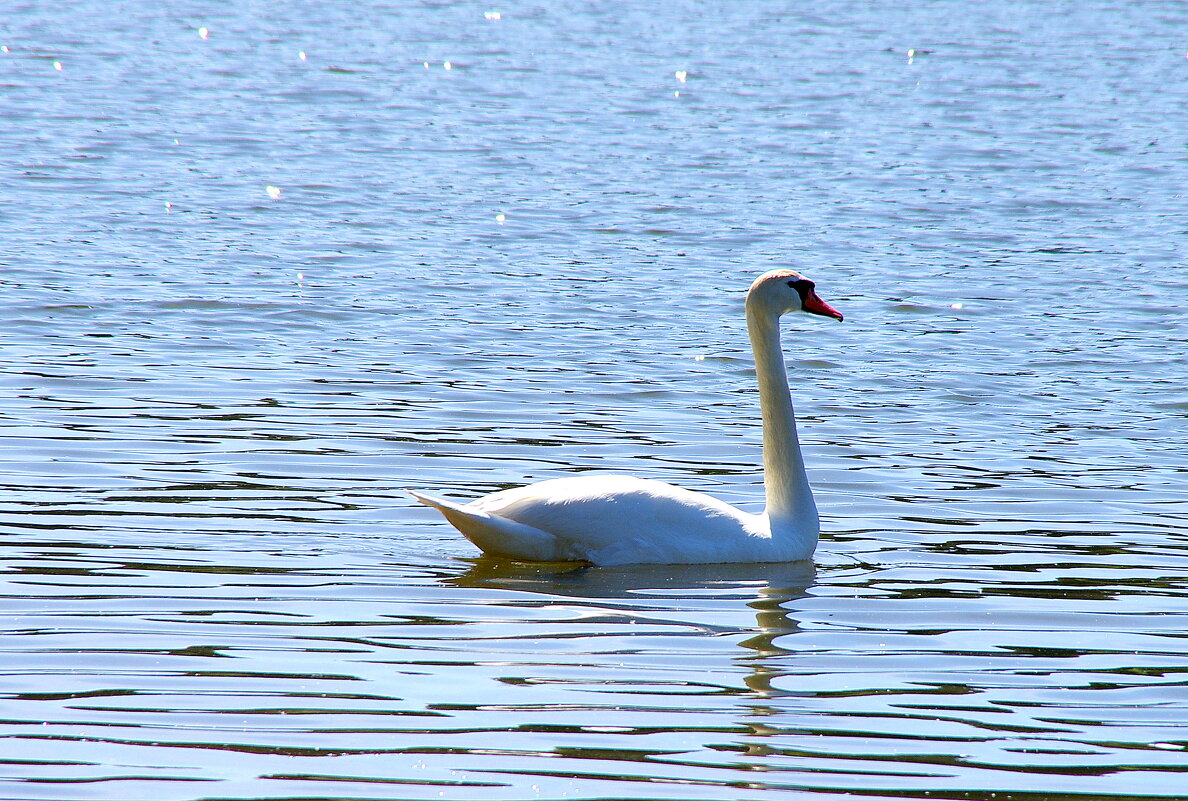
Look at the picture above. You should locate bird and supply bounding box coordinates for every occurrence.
[411,269,843,566]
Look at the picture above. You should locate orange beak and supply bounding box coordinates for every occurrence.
[803,289,844,321]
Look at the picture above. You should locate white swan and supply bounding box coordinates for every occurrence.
[411,269,843,565]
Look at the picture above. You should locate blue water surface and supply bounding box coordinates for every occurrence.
[1,1,1186,799]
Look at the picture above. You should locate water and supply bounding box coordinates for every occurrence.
[2,0,1187,798]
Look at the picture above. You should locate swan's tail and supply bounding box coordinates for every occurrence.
[408,490,565,561]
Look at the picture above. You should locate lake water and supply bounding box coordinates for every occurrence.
[2,0,1187,798]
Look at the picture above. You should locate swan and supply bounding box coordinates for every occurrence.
[411,269,843,565]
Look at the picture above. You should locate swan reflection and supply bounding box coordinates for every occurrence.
[445,558,816,674]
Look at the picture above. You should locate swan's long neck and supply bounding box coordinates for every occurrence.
[746,305,818,530]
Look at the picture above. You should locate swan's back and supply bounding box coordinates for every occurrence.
[468,475,779,565]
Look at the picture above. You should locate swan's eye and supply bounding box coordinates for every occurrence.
[784,280,812,303]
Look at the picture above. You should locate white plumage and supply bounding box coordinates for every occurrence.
[412,269,843,565]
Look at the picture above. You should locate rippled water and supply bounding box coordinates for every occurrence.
[3,1,1187,798]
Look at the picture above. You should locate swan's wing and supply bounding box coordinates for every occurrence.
[409,490,574,562]
[466,476,769,565]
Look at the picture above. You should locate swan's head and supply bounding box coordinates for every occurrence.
[747,269,844,322]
